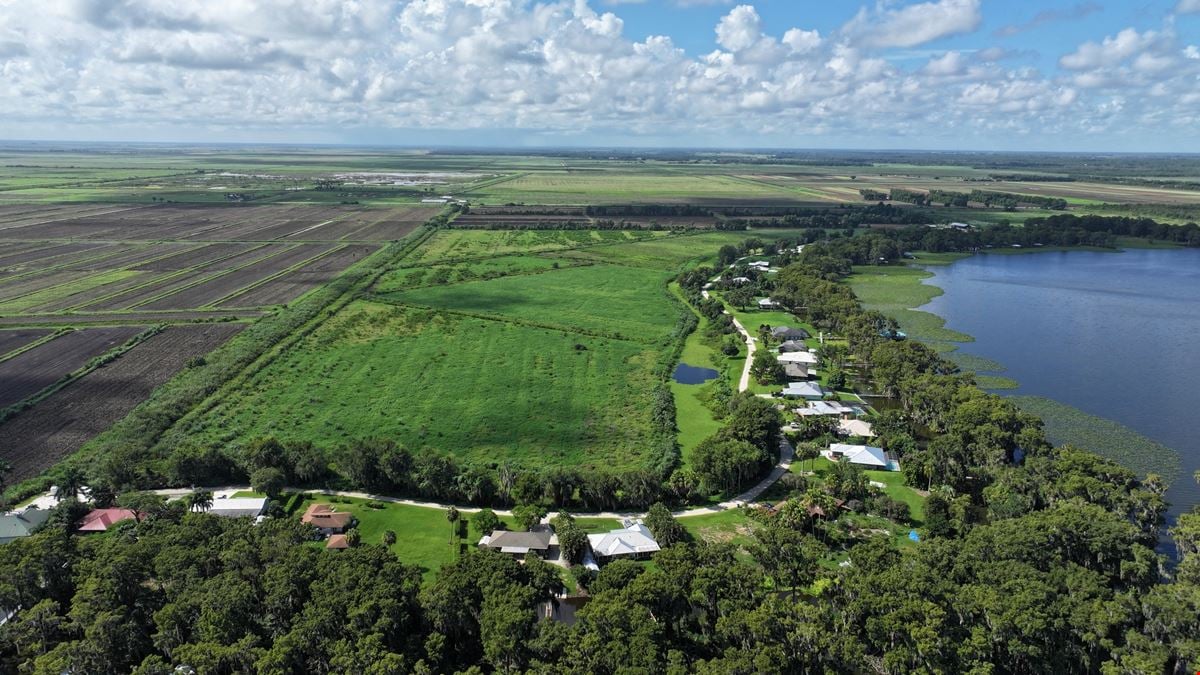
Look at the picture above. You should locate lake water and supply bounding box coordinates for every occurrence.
[673,363,719,385]
[921,248,1200,542]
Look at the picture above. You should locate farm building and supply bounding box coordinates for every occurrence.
[300,503,356,535]
[201,497,269,519]
[77,508,138,533]
[824,443,899,471]
[587,520,661,563]
[479,527,557,559]
[780,382,825,400]
[0,508,51,544]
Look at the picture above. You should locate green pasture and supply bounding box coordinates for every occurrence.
[182,300,664,471]
[405,228,666,264]
[375,254,582,293]
[462,171,798,203]
[383,263,679,343]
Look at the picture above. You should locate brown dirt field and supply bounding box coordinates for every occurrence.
[87,245,287,311]
[130,243,260,272]
[0,242,111,269]
[343,218,425,241]
[68,243,194,272]
[217,244,378,307]
[0,326,144,408]
[0,323,244,483]
[137,244,335,310]
[0,311,259,326]
[0,328,53,358]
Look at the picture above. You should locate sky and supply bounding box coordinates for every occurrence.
[1,0,1199,151]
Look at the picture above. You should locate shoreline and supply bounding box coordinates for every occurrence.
[850,248,1183,483]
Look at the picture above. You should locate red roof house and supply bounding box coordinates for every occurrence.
[77,508,138,533]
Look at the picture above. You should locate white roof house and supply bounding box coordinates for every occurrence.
[199,497,269,518]
[588,520,661,561]
[777,351,818,365]
[730,276,751,284]
[780,382,825,400]
[823,443,898,471]
[838,419,876,437]
[748,260,771,269]
[796,400,862,417]
[757,298,779,309]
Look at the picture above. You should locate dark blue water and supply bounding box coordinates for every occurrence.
[673,363,719,385]
[922,248,1200,538]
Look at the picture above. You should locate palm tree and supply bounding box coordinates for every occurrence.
[187,490,214,513]
[446,506,460,544]
[54,466,87,502]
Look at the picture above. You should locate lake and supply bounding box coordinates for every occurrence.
[921,248,1200,544]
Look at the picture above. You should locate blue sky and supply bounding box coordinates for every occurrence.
[1,0,1199,151]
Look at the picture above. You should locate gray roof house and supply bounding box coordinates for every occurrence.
[771,326,809,341]
[778,340,808,353]
[587,520,661,562]
[480,527,558,558]
[0,508,52,545]
[780,381,826,400]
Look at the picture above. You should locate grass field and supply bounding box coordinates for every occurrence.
[383,263,678,342]
[848,264,973,346]
[181,300,663,471]
[463,172,798,204]
[406,229,667,263]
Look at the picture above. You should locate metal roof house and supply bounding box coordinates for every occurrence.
[777,351,818,365]
[200,497,269,519]
[0,508,51,544]
[795,400,864,417]
[480,526,558,559]
[587,520,661,562]
[780,382,826,400]
[823,443,899,471]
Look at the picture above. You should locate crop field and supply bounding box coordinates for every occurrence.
[462,171,802,204]
[0,328,53,358]
[0,326,144,408]
[176,300,663,471]
[0,323,244,483]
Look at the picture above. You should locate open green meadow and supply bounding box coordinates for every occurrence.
[404,228,668,263]
[462,171,798,204]
[382,263,679,342]
[848,264,972,346]
[178,299,664,471]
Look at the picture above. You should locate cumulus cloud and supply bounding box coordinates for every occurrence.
[843,0,982,49]
[0,0,1196,147]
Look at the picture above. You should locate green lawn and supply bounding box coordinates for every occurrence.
[679,508,759,548]
[176,300,663,471]
[802,457,926,524]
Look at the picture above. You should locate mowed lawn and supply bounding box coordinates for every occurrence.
[185,300,663,470]
[385,263,680,342]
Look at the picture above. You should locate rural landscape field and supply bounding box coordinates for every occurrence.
[3,0,1200,671]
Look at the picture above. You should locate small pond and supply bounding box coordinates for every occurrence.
[673,362,718,384]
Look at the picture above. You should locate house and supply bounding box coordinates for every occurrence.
[783,363,813,379]
[587,520,661,563]
[300,503,355,535]
[777,351,818,366]
[201,497,268,519]
[771,326,809,342]
[326,534,351,550]
[837,419,876,438]
[780,382,825,400]
[823,443,899,471]
[796,400,864,418]
[480,526,558,559]
[730,276,751,285]
[0,508,52,544]
[77,508,138,533]
[748,260,771,270]
[778,340,808,353]
[757,298,779,309]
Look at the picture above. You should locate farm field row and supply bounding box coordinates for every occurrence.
[0,326,145,408]
[0,322,245,483]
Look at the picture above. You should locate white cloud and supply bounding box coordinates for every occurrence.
[843,0,982,49]
[0,0,1197,148]
[1176,0,1200,14]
